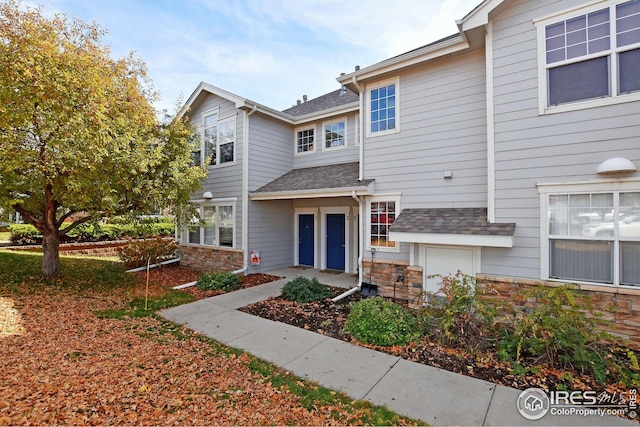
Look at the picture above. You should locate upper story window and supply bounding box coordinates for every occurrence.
[538,0,640,112]
[323,118,346,150]
[295,125,315,155]
[198,110,235,166]
[368,77,399,136]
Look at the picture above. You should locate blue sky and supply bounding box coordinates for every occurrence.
[37,0,481,113]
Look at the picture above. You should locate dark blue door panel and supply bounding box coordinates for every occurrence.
[326,214,345,270]
[298,214,314,266]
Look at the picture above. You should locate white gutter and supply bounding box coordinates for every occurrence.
[126,257,181,273]
[353,76,364,182]
[332,190,364,302]
[486,21,496,223]
[233,103,258,275]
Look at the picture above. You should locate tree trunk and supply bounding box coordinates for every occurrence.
[42,230,61,277]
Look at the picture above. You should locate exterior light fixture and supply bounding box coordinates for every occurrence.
[202,191,213,199]
[596,157,637,175]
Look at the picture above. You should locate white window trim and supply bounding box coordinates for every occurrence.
[366,76,400,138]
[200,109,237,168]
[366,194,401,253]
[535,0,640,115]
[183,198,237,249]
[322,117,347,151]
[215,114,237,167]
[538,178,640,288]
[294,124,316,156]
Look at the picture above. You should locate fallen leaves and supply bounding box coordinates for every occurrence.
[0,267,365,426]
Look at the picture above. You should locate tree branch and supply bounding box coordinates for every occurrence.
[58,215,92,237]
[12,204,44,232]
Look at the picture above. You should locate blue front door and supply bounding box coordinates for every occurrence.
[326,214,345,270]
[298,214,314,266]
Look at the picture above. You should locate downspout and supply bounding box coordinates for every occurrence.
[232,103,258,275]
[332,190,364,301]
[486,21,496,223]
[352,76,364,181]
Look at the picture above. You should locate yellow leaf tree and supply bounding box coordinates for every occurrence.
[0,0,205,276]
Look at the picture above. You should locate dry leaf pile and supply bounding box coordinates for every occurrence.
[0,269,362,426]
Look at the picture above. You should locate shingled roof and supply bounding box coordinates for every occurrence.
[252,162,373,196]
[390,208,515,236]
[282,88,359,116]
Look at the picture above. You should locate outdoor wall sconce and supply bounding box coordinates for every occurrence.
[202,191,213,199]
[596,157,637,175]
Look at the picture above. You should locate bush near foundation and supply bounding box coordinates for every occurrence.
[196,271,240,292]
[281,277,331,303]
[344,297,422,346]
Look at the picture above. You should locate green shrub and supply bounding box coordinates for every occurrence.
[281,276,331,303]
[196,271,240,292]
[9,224,41,244]
[343,297,422,346]
[418,272,498,350]
[497,285,639,386]
[117,238,178,269]
[9,221,174,245]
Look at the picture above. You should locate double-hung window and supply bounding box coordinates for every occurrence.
[200,110,235,166]
[544,190,640,287]
[186,203,235,247]
[538,0,640,111]
[295,125,315,155]
[323,118,346,150]
[368,78,398,136]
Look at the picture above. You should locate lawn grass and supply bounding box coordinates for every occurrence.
[0,250,423,426]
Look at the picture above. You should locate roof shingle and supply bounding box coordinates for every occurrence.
[282,88,359,116]
[252,162,372,194]
[390,208,515,236]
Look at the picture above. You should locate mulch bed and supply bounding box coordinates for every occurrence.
[239,287,638,413]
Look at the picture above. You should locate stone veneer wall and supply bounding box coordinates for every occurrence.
[7,240,132,257]
[477,274,640,350]
[362,259,423,308]
[179,244,243,272]
[361,259,640,350]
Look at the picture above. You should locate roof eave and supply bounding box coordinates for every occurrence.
[389,231,514,248]
[250,186,371,201]
[336,35,469,87]
[178,81,296,124]
[292,102,360,125]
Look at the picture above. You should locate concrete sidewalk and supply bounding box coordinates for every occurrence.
[160,268,636,426]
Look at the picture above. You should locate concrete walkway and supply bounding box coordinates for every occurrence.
[160,268,637,426]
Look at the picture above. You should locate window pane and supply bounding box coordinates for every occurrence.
[548,56,609,105]
[571,193,614,236]
[550,239,613,283]
[549,195,568,235]
[621,241,640,285]
[620,192,640,237]
[617,0,640,46]
[203,206,216,245]
[297,129,314,153]
[220,142,234,163]
[188,226,201,244]
[370,83,396,133]
[619,48,640,94]
[219,206,233,247]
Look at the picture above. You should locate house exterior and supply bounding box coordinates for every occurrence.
[178,0,640,346]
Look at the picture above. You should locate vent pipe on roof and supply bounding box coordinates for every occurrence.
[303,95,308,102]
[355,65,360,71]
[296,100,301,105]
